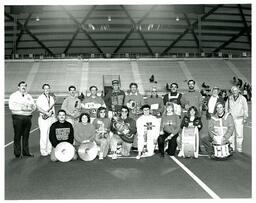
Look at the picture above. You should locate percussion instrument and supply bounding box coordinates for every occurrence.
[180,126,199,158]
[212,143,232,159]
[78,141,98,161]
[55,142,75,162]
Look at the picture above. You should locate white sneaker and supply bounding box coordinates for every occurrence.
[237,149,242,153]
[112,153,117,160]
[136,155,141,160]
[99,152,104,160]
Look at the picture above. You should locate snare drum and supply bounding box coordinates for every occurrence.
[212,143,231,159]
[180,127,199,158]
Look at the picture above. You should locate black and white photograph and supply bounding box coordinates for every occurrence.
[1,0,254,200]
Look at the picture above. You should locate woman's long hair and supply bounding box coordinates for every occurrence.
[96,106,108,118]
[187,106,199,118]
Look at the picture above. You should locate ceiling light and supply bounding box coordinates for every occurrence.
[89,24,95,30]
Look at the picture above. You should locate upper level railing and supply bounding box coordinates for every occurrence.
[5,51,251,60]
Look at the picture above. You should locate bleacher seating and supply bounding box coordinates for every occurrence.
[5,58,251,99]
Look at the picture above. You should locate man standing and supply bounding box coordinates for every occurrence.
[205,87,224,120]
[49,109,76,162]
[104,80,125,115]
[163,82,183,116]
[9,81,36,158]
[124,82,144,120]
[81,85,106,121]
[182,80,203,116]
[144,86,164,118]
[61,85,81,125]
[225,86,248,152]
[36,84,56,156]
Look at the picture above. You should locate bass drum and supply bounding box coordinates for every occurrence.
[78,141,98,161]
[55,142,75,162]
[181,127,199,158]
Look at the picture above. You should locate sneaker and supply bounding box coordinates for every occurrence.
[112,153,117,160]
[99,152,104,160]
[237,149,242,153]
[136,155,141,160]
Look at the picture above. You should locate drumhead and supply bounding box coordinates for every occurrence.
[55,142,75,162]
[78,141,98,161]
[182,127,199,158]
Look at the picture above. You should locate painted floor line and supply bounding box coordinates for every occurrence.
[170,156,221,199]
[5,127,39,148]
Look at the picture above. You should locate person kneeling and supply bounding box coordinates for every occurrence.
[136,104,160,159]
[49,109,77,162]
[92,107,111,160]
[158,102,181,158]
[202,102,235,159]
[110,106,137,159]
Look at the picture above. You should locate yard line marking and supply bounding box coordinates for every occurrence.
[170,156,221,199]
[4,142,13,148]
[5,127,39,148]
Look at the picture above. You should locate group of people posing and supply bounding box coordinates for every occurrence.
[8,78,249,161]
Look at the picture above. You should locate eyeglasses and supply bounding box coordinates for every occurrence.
[100,111,106,113]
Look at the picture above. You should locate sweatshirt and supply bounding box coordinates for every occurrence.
[208,112,235,140]
[182,90,202,113]
[73,122,96,146]
[161,114,181,135]
[144,96,164,117]
[81,95,106,118]
[49,121,74,148]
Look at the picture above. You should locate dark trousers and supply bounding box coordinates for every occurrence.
[201,136,214,155]
[12,115,32,157]
[158,132,179,156]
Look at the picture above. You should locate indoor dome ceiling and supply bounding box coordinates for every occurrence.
[4,4,251,58]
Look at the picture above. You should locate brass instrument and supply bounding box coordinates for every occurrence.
[112,118,134,143]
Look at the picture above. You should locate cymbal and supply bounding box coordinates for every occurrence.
[78,141,98,161]
[55,142,75,162]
